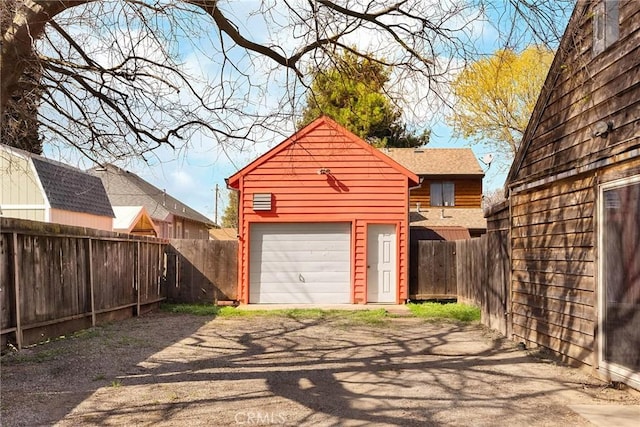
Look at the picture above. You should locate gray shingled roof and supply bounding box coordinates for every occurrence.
[382,148,484,176]
[89,164,214,227]
[28,155,114,217]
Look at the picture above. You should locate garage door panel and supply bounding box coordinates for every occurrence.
[258,232,350,242]
[253,291,347,304]
[250,281,350,293]
[250,251,350,264]
[250,222,351,304]
[250,271,349,283]
[253,240,349,252]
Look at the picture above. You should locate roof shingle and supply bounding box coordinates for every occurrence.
[89,165,214,227]
[2,146,114,218]
[409,208,486,230]
[382,148,484,176]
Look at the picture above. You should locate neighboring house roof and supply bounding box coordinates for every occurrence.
[112,206,158,235]
[227,116,419,188]
[209,228,238,240]
[410,226,471,241]
[1,144,114,217]
[89,164,214,227]
[382,148,484,176]
[410,208,487,230]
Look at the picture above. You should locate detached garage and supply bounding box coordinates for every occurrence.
[226,116,419,304]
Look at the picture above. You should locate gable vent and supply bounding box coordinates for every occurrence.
[253,193,272,211]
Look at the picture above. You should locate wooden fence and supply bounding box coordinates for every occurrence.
[410,240,457,300]
[165,239,237,304]
[457,204,510,335]
[411,203,511,335]
[1,218,167,349]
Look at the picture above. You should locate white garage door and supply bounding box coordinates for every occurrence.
[249,223,351,303]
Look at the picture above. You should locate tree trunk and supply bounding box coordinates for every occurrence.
[1,0,94,114]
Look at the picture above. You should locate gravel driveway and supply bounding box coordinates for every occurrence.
[1,311,638,426]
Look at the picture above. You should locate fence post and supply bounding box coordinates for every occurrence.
[136,241,141,316]
[88,238,96,327]
[12,233,22,350]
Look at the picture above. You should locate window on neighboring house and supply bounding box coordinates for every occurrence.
[185,229,189,239]
[430,182,455,207]
[167,224,173,238]
[593,0,619,56]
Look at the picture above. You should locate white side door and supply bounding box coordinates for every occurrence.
[367,224,397,303]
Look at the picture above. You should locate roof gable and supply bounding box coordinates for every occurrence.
[505,2,590,188]
[383,148,484,176]
[112,206,158,235]
[89,165,214,227]
[227,116,419,187]
[1,144,114,217]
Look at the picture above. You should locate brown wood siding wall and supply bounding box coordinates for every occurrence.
[511,174,597,365]
[514,1,640,185]
[409,178,482,209]
[237,123,412,304]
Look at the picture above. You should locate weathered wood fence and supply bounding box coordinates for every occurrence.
[1,218,167,349]
[165,239,237,304]
[411,203,511,335]
[411,240,457,300]
[459,203,510,336]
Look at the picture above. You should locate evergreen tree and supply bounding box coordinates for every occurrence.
[299,51,429,148]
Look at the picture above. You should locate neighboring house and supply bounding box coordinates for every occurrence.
[112,206,158,237]
[384,148,486,238]
[0,144,114,231]
[89,164,214,239]
[226,116,419,304]
[505,1,640,388]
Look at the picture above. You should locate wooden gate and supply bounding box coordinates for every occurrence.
[410,240,457,300]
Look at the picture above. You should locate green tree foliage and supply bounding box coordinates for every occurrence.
[221,190,238,229]
[448,45,555,159]
[299,51,429,148]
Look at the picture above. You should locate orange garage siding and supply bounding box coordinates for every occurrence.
[227,116,418,304]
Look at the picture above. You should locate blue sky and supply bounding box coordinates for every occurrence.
[43,1,573,223]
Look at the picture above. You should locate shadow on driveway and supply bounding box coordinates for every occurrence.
[2,313,637,426]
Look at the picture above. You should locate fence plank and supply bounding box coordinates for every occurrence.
[1,218,169,347]
[411,240,457,299]
[12,233,22,350]
[88,239,96,327]
[165,239,238,303]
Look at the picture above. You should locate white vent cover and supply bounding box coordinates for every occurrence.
[253,193,272,211]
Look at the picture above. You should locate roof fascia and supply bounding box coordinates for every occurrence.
[226,116,330,188]
[505,2,589,191]
[227,115,419,187]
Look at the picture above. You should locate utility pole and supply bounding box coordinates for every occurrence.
[214,184,219,226]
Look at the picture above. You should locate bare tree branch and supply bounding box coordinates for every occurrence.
[1,0,574,164]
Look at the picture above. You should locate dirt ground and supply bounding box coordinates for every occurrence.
[1,311,639,426]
